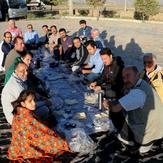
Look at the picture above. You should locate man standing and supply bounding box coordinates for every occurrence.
[103,66,163,156]
[0,32,13,71]
[81,40,104,82]
[141,53,163,103]
[4,36,25,72]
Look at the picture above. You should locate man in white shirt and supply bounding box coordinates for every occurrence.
[103,66,163,156]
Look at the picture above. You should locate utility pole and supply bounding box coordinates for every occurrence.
[68,0,73,16]
[124,0,127,12]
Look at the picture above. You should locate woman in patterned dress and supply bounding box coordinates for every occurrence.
[8,90,70,162]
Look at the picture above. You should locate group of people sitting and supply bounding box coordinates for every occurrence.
[0,18,163,161]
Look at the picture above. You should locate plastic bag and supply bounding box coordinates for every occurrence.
[68,128,96,154]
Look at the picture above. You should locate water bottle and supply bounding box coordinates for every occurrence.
[98,91,103,110]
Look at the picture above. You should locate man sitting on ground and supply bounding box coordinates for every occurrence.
[58,28,73,62]
[4,36,25,72]
[5,19,22,39]
[90,48,124,99]
[141,53,163,103]
[1,62,28,124]
[4,51,47,97]
[0,32,13,72]
[103,66,163,156]
[2,62,54,125]
[4,51,33,84]
[71,37,89,73]
[24,24,39,49]
[81,40,104,82]
[91,28,105,50]
[78,19,92,43]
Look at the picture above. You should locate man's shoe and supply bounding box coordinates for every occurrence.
[117,134,135,146]
[139,143,153,155]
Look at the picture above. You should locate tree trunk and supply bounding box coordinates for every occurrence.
[68,0,73,16]
[142,13,145,22]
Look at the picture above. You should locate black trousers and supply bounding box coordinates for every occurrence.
[110,110,136,143]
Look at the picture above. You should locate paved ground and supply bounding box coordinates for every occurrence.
[1,17,163,69]
[0,17,163,162]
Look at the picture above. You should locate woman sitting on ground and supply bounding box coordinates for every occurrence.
[8,90,70,162]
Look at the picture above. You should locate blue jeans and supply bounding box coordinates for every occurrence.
[85,73,101,82]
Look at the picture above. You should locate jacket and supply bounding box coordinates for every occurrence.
[141,65,163,103]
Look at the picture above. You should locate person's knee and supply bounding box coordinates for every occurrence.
[86,73,100,81]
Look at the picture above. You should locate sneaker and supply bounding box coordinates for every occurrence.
[117,134,135,146]
[139,143,153,154]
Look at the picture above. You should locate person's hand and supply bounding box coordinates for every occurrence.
[90,82,97,89]
[82,69,87,74]
[103,99,109,110]
[94,86,101,93]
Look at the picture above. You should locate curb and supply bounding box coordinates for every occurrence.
[62,16,163,25]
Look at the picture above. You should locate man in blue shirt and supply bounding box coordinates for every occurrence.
[81,40,104,82]
[78,20,92,43]
[91,28,105,50]
[24,24,39,49]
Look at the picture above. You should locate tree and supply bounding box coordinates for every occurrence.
[86,0,106,18]
[42,0,63,10]
[86,0,106,8]
[134,0,160,21]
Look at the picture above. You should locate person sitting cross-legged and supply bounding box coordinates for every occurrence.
[81,40,104,82]
[1,62,28,124]
[24,24,39,50]
[8,90,70,162]
[71,37,89,73]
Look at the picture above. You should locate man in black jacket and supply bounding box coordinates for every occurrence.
[71,37,89,72]
[0,32,13,71]
[90,48,124,99]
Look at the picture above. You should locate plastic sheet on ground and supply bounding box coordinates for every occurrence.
[33,50,114,153]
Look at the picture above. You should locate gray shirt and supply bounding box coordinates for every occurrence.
[1,73,27,124]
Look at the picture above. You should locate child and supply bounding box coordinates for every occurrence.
[8,90,70,162]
